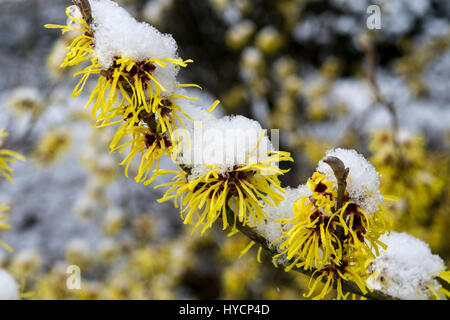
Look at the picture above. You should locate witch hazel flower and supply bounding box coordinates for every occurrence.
[367,232,450,300]
[252,185,311,251]
[155,114,293,234]
[44,4,93,67]
[46,1,450,300]
[45,0,215,185]
[269,149,393,299]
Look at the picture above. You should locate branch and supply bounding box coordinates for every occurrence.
[224,203,396,300]
[358,36,407,168]
[358,36,399,133]
[65,2,394,299]
[219,154,397,299]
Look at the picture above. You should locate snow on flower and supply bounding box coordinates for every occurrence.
[367,231,449,299]
[317,148,384,215]
[253,185,311,249]
[155,113,293,234]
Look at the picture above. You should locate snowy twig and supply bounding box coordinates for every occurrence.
[73,0,93,25]
[46,1,423,300]
[224,202,396,300]
[323,156,349,212]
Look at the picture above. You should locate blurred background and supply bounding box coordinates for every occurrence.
[0,0,449,299]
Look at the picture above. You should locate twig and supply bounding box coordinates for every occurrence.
[358,36,399,134]
[224,204,396,300]
[323,156,349,212]
[359,36,407,168]
[73,0,93,25]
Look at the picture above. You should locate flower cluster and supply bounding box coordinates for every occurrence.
[369,129,444,228]
[274,149,393,299]
[156,156,291,234]
[46,0,293,236]
[43,0,450,301]
[45,0,209,185]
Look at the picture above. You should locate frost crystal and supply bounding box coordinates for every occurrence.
[0,269,19,300]
[367,232,446,299]
[317,148,383,215]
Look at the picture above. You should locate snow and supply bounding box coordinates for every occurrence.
[88,0,180,92]
[0,269,19,300]
[90,0,178,66]
[367,232,446,299]
[177,113,274,180]
[317,148,383,215]
[253,185,311,248]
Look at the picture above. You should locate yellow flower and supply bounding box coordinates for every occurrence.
[306,171,336,212]
[305,255,368,300]
[436,270,450,299]
[369,129,444,230]
[277,172,339,270]
[278,197,342,271]
[73,56,195,128]
[32,129,72,166]
[45,4,208,185]
[0,129,25,184]
[277,170,392,273]
[155,151,293,234]
[44,6,93,67]
[337,201,392,256]
[102,87,213,185]
[110,121,175,185]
